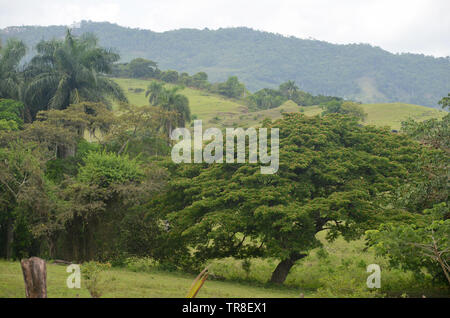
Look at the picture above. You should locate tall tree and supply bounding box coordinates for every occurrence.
[145,81,164,106]
[0,39,26,100]
[146,83,191,136]
[23,30,127,119]
[279,80,299,100]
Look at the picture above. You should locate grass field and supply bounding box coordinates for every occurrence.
[0,260,300,298]
[113,78,245,123]
[2,231,447,298]
[113,78,446,130]
[360,103,446,129]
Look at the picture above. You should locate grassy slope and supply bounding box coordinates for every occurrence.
[113,78,245,122]
[113,78,446,130]
[361,103,446,129]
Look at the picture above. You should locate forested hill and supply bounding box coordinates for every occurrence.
[1,21,449,108]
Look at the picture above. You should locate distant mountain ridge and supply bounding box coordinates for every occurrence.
[1,21,449,108]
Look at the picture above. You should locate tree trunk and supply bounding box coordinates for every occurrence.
[20,257,47,298]
[270,253,307,285]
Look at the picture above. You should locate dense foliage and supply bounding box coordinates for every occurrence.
[154,113,425,283]
[321,100,367,122]
[248,81,343,110]
[367,108,449,286]
[0,102,168,261]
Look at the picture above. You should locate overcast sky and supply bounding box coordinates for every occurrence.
[0,0,449,57]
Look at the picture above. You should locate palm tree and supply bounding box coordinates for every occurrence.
[0,39,26,100]
[279,80,299,100]
[145,81,164,105]
[23,30,127,120]
[160,87,191,127]
[146,83,191,137]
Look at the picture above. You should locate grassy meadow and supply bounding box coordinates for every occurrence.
[0,260,299,298]
[2,230,447,298]
[113,78,446,130]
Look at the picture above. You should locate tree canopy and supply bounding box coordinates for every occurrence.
[156,113,424,283]
[22,30,127,120]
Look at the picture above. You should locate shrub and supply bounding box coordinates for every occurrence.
[77,150,144,187]
[82,261,112,298]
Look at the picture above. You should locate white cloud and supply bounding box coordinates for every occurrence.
[0,0,449,57]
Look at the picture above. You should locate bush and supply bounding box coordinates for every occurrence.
[77,150,144,187]
[82,261,112,298]
[124,257,158,272]
[315,274,383,298]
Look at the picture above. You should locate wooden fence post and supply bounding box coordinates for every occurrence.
[20,257,47,298]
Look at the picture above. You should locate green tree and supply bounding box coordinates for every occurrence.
[107,103,170,156]
[247,88,286,110]
[0,39,26,100]
[0,141,53,259]
[17,102,115,159]
[322,100,366,121]
[367,103,449,287]
[0,99,24,131]
[159,70,179,83]
[279,80,299,100]
[216,76,245,99]
[61,150,166,261]
[145,81,164,106]
[146,83,191,136]
[128,58,158,78]
[438,93,449,109]
[158,113,423,284]
[191,72,209,89]
[23,30,127,119]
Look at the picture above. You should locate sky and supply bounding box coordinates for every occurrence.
[0,0,449,57]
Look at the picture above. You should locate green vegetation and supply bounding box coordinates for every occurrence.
[360,103,446,129]
[113,77,245,125]
[0,99,23,131]
[0,31,127,122]
[156,113,429,284]
[114,78,446,130]
[0,39,26,101]
[368,113,450,286]
[0,28,448,298]
[0,260,300,298]
[1,229,448,297]
[2,21,448,107]
[145,82,191,135]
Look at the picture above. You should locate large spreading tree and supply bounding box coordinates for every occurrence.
[158,113,424,284]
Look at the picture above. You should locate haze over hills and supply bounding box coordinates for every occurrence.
[1,20,449,108]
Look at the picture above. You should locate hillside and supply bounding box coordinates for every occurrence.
[114,78,446,130]
[1,21,449,108]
